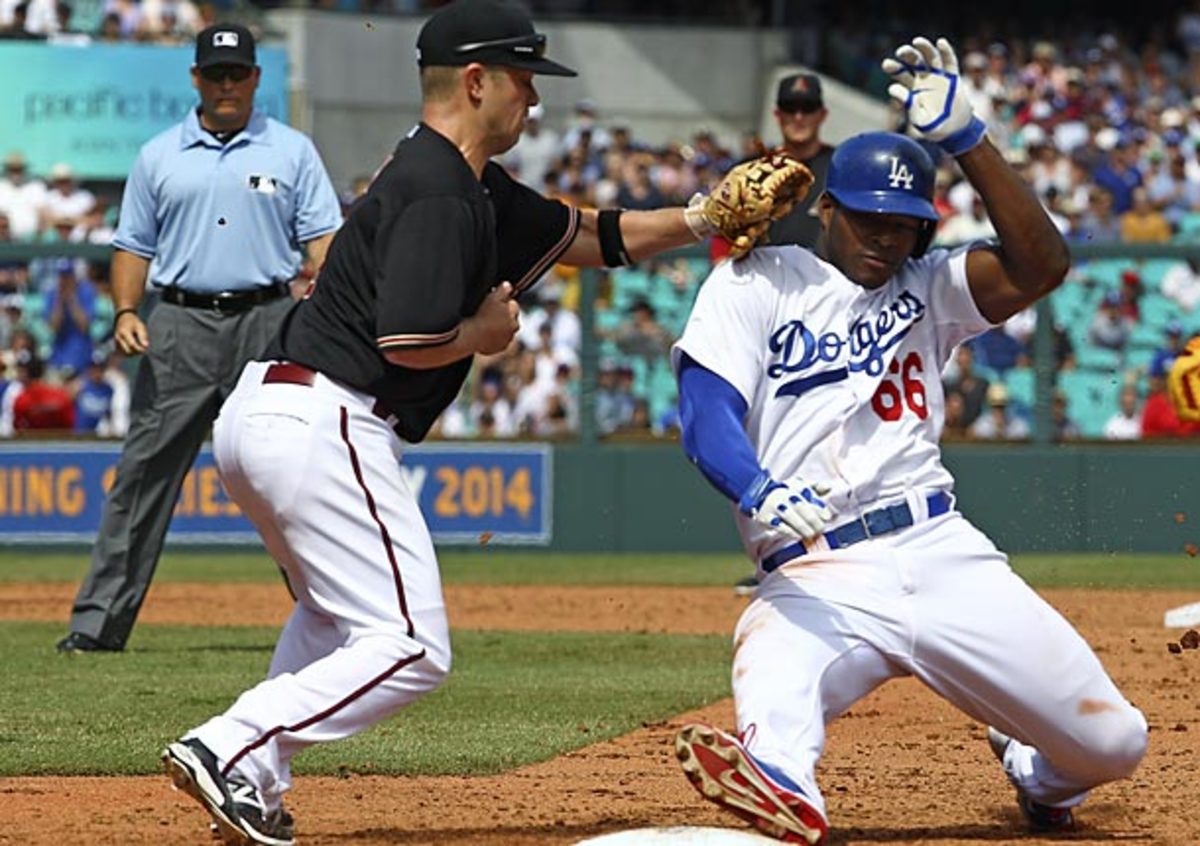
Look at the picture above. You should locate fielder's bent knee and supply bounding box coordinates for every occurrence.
[1074,706,1148,784]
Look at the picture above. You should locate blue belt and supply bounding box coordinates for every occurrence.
[761,491,952,574]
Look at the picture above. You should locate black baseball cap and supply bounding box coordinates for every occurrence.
[776,72,823,112]
[416,0,576,77]
[195,23,256,69]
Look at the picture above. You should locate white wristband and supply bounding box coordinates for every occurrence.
[684,194,718,240]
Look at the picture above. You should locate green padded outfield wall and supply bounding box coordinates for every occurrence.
[548,443,1199,554]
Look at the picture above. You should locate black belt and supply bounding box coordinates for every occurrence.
[157,282,290,314]
[262,362,400,435]
[762,491,953,573]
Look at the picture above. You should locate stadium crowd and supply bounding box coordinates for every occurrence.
[2,15,1200,439]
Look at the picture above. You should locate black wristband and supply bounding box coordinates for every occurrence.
[597,208,632,268]
[113,307,138,325]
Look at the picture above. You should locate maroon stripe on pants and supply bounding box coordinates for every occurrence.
[222,651,426,777]
[222,405,424,776]
[338,405,415,636]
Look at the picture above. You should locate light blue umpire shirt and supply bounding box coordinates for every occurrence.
[112,107,342,294]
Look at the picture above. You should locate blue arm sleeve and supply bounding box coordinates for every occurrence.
[678,352,772,512]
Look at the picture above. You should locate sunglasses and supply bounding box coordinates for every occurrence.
[454,32,547,59]
[779,103,823,115]
[200,64,254,83]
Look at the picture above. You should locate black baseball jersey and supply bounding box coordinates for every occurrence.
[263,123,580,442]
[765,143,834,248]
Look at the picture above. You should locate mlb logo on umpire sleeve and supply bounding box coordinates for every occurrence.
[248,174,277,195]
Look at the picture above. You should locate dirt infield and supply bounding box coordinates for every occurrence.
[1,582,1197,845]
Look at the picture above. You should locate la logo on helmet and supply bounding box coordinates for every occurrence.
[887,156,914,190]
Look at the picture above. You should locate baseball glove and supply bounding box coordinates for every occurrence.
[1168,335,1200,423]
[686,152,814,259]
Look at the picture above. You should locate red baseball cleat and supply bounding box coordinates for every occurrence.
[675,723,828,844]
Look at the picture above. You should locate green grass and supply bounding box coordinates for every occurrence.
[1,549,1198,588]
[0,622,730,777]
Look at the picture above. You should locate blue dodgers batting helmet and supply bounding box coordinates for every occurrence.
[825,131,939,256]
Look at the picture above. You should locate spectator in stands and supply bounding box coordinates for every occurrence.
[1141,358,1200,437]
[1147,149,1200,230]
[941,390,971,440]
[1150,322,1189,377]
[1092,138,1142,215]
[468,367,515,437]
[1050,389,1081,441]
[74,350,116,434]
[1116,269,1142,321]
[1119,186,1172,243]
[45,259,95,377]
[518,285,580,360]
[533,369,577,437]
[561,98,611,155]
[502,103,560,190]
[1161,257,1200,312]
[0,1,44,38]
[943,343,990,427]
[1079,187,1122,242]
[9,350,74,432]
[0,291,23,348]
[970,382,1031,440]
[139,0,201,40]
[96,11,121,41]
[1088,291,1132,351]
[609,299,672,367]
[102,0,142,38]
[0,151,46,240]
[595,358,634,436]
[41,163,96,232]
[616,158,665,211]
[934,194,995,246]
[1103,383,1143,440]
[619,397,653,434]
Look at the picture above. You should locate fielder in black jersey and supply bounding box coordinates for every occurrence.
[161,2,745,843]
[266,123,579,442]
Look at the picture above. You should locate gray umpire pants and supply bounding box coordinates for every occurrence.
[67,296,295,649]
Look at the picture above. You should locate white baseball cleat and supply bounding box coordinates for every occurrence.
[675,723,827,845]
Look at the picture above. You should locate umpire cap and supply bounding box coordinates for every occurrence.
[195,23,256,69]
[417,0,577,77]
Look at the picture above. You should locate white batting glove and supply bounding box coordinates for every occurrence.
[742,474,833,541]
[881,36,986,156]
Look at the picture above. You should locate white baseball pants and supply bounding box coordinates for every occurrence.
[733,509,1147,814]
[190,361,452,807]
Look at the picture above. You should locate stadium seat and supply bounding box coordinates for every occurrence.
[1074,344,1122,372]
[1174,212,1200,242]
[1138,294,1178,331]
[1004,366,1036,413]
[1058,370,1120,438]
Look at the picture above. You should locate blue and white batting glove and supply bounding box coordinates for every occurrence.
[740,471,833,541]
[882,36,986,157]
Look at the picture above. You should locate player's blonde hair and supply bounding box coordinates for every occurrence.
[420,66,462,103]
[421,65,511,103]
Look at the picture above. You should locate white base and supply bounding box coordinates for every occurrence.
[573,827,775,845]
[1164,601,1200,628]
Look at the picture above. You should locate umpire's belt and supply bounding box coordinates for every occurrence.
[761,491,953,574]
[158,282,290,314]
[262,361,400,435]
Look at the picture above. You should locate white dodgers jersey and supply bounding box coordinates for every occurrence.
[672,244,995,564]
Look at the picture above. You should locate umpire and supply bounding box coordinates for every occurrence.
[57,22,342,653]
